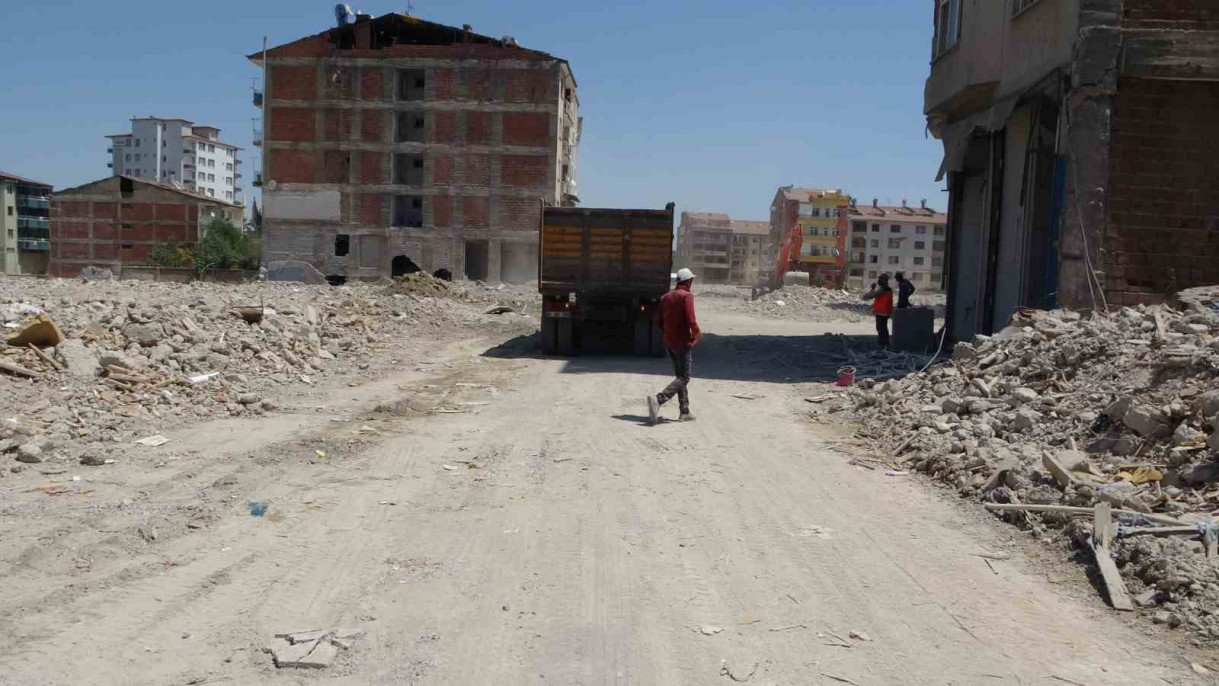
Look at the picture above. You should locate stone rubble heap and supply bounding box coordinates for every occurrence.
[722,285,946,323]
[838,295,1219,639]
[0,278,534,468]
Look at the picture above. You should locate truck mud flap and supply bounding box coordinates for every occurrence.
[540,316,557,354]
[557,317,574,356]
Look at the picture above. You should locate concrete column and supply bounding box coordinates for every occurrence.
[488,238,503,283]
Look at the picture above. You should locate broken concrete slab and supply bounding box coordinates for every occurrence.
[266,637,322,668]
[56,340,99,378]
[1123,404,1168,438]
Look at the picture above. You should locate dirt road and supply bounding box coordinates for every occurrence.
[0,309,1199,685]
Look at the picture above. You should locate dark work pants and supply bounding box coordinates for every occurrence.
[658,346,692,414]
[875,315,890,349]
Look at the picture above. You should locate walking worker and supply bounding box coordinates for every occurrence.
[647,268,701,425]
[862,273,895,350]
[895,271,916,309]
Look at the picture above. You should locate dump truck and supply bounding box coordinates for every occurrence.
[538,203,675,356]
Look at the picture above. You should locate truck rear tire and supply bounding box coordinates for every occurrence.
[557,317,574,356]
[633,316,651,356]
[540,316,557,354]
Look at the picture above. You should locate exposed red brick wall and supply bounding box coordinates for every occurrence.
[1106,78,1219,305]
[156,225,189,243]
[322,150,350,184]
[432,195,452,227]
[360,152,384,184]
[433,68,456,100]
[361,110,384,142]
[122,224,156,242]
[467,70,492,100]
[94,224,118,240]
[60,242,89,260]
[432,155,455,184]
[270,108,316,142]
[122,244,151,263]
[322,67,353,99]
[1124,0,1219,29]
[462,196,489,228]
[361,67,383,100]
[503,112,551,147]
[501,155,549,188]
[94,203,118,220]
[323,109,352,142]
[503,70,554,103]
[433,111,457,143]
[270,150,317,184]
[93,243,119,260]
[60,222,89,239]
[498,196,541,232]
[127,203,155,221]
[465,155,491,186]
[360,194,383,225]
[271,65,317,99]
[156,204,186,221]
[59,201,89,217]
[466,111,493,145]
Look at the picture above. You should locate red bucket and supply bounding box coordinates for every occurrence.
[837,366,856,387]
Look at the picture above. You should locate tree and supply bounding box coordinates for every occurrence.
[195,219,261,274]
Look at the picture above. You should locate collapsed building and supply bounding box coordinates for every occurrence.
[926,0,1219,341]
[248,12,580,283]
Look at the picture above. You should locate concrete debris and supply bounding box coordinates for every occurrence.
[709,284,945,324]
[77,266,113,282]
[267,626,365,669]
[0,279,538,469]
[835,298,1219,639]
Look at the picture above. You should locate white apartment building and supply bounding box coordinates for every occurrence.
[844,200,948,292]
[107,118,243,205]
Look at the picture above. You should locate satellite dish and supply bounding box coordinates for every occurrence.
[266,179,278,191]
[334,4,353,26]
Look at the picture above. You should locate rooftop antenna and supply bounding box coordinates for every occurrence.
[406,0,414,15]
[334,4,353,26]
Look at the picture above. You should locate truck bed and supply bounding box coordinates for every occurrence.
[539,205,674,297]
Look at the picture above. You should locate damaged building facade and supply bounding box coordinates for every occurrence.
[927,0,1219,342]
[250,13,580,283]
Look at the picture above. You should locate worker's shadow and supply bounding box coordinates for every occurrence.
[611,414,676,426]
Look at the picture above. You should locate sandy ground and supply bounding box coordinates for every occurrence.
[0,306,1206,685]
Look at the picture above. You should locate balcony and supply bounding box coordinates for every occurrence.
[253,89,264,107]
[252,172,263,188]
[107,148,113,154]
[16,196,50,210]
[235,173,243,180]
[18,227,50,251]
[17,217,50,231]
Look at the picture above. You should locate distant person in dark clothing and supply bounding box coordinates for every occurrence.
[648,268,702,425]
[895,271,916,309]
[863,273,895,350]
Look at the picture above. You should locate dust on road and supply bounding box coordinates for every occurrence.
[0,308,1196,685]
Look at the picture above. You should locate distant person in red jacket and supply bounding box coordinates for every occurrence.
[863,273,895,350]
[648,268,702,425]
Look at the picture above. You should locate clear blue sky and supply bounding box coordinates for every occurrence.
[0,0,947,219]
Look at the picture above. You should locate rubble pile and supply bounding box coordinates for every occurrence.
[0,278,535,467]
[722,285,946,323]
[838,298,1219,637]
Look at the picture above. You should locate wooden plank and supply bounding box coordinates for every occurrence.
[26,344,62,371]
[0,359,39,379]
[983,503,1185,526]
[1092,503,1134,611]
[1042,452,1081,489]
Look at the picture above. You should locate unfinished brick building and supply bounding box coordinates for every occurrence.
[249,13,580,283]
[926,0,1219,342]
[49,176,244,278]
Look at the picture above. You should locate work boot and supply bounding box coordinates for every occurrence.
[679,413,696,422]
[647,395,660,425]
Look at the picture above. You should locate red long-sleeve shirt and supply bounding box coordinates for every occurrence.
[655,283,700,350]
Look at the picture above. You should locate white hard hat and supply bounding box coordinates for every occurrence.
[676,268,696,282]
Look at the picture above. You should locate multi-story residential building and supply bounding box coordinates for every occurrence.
[676,213,770,284]
[0,172,53,275]
[844,199,948,293]
[107,118,244,204]
[49,175,244,278]
[729,220,770,285]
[769,187,849,286]
[925,0,1219,341]
[249,13,580,282]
